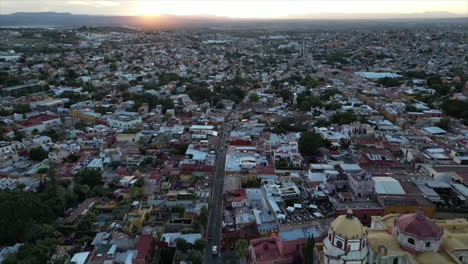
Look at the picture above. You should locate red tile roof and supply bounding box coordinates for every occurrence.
[134,234,154,263]
[16,114,59,127]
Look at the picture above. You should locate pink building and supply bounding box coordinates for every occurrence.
[249,235,304,264]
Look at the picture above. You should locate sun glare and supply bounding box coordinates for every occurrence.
[135,1,161,16]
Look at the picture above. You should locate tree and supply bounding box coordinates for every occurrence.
[193,239,207,251]
[298,132,325,158]
[215,102,225,109]
[175,238,191,253]
[14,129,25,141]
[74,184,90,200]
[160,97,175,113]
[40,167,67,216]
[76,169,103,188]
[77,211,98,232]
[134,177,145,187]
[303,235,316,264]
[128,186,143,199]
[74,120,87,130]
[436,117,450,130]
[249,93,260,102]
[186,249,203,264]
[376,77,401,88]
[65,153,80,162]
[278,89,293,101]
[0,191,54,244]
[29,147,49,161]
[171,205,185,217]
[13,104,31,114]
[235,239,249,264]
[331,111,357,125]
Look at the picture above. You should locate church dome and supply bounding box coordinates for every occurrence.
[395,208,443,240]
[330,209,366,239]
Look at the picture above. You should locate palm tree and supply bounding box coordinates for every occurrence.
[235,239,249,264]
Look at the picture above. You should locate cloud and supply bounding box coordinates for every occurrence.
[67,0,120,7]
[97,1,120,7]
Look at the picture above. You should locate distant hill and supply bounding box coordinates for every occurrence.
[0,12,232,28]
[285,11,465,20]
[0,12,466,29]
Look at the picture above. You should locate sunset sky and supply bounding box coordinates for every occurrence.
[1,0,467,18]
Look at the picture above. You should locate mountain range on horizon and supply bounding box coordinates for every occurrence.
[0,11,466,28]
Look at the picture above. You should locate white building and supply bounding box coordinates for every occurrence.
[107,112,142,129]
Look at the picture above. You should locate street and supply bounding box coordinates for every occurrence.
[204,109,234,264]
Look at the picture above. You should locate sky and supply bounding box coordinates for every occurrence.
[1,0,467,18]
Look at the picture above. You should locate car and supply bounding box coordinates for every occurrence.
[212,245,218,255]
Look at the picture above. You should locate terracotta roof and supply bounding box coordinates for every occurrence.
[16,114,59,127]
[395,209,443,240]
[134,234,153,261]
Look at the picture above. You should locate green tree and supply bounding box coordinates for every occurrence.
[249,93,260,102]
[172,205,185,217]
[298,132,324,158]
[436,117,450,130]
[14,129,25,141]
[128,186,143,199]
[89,185,109,197]
[215,102,225,109]
[160,97,175,113]
[28,147,49,161]
[74,184,90,200]
[175,238,191,253]
[278,89,293,101]
[0,191,54,244]
[193,239,207,251]
[235,239,249,264]
[134,177,145,187]
[303,235,315,264]
[13,104,31,114]
[331,111,357,125]
[74,121,87,130]
[77,211,98,232]
[40,167,67,216]
[76,169,103,188]
[186,249,203,264]
[376,77,401,88]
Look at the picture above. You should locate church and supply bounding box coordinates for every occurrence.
[320,209,468,264]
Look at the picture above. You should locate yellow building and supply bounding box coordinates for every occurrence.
[116,132,142,143]
[380,197,436,218]
[367,211,468,264]
[126,204,153,232]
[317,210,468,264]
[69,109,100,123]
[95,200,118,213]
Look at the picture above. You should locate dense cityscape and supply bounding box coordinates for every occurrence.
[0,15,467,264]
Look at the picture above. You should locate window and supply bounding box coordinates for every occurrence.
[459,256,463,262]
[393,258,399,264]
[408,238,415,245]
[336,241,343,249]
[426,242,431,248]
